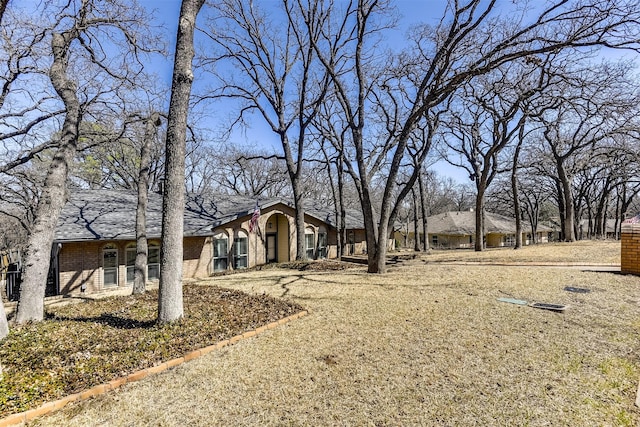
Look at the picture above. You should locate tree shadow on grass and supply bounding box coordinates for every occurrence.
[46,312,156,329]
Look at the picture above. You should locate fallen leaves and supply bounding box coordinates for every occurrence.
[0,285,303,417]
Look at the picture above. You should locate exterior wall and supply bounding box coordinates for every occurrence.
[428,232,549,250]
[621,224,640,275]
[429,234,473,249]
[58,241,104,295]
[486,233,506,248]
[212,203,364,269]
[524,232,549,245]
[353,230,367,254]
[58,236,210,296]
[56,202,368,296]
[278,214,292,262]
[183,236,212,278]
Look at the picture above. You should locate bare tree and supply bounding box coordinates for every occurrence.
[70,116,165,191]
[0,0,8,25]
[536,62,638,241]
[187,144,290,197]
[158,0,205,323]
[133,112,161,295]
[15,0,159,323]
[202,0,329,260]
[305,0,640,271]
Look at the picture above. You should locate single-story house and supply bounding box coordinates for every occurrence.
[396,210,552,249]
[50,190,367,296]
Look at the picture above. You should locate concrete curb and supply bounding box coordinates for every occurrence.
[0,310,309,427]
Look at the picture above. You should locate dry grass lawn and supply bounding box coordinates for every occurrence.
[32,241,640,426]
[423,239,621,264]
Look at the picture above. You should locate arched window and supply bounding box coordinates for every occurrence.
[103,244,118,287]
[305,227,315,260]
[233,230,248,269]
[317,227,327,259]
[213,232,229,272]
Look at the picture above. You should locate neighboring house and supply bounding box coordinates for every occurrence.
[397,210,552,249]
[51,190,367,297]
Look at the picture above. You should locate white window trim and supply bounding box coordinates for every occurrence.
[233,231,249,269]
[103,246,118,287]
[213,233,229,272]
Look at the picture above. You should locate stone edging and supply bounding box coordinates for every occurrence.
[0,310,309,427]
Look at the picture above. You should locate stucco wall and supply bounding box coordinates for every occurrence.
[213,203,361,266]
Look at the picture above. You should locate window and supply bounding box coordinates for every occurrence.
[505,235,515,247]
[213,233,228,272]
[126,245,136,283]
[317,229,327,259]
[148,244,160,280]
[305,229,315,259]
[127,244,160,282]
[103,245,118,287]
[431,235,438,246]
[233,230,248,269]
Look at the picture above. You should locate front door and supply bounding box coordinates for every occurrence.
[266,233,277,263]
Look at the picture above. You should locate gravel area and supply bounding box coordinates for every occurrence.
[32,259,639,426]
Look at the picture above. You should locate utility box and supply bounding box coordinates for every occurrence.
[621,214,640,275]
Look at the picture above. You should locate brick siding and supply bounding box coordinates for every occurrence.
[58,237,211,296]
[621,224,640,275]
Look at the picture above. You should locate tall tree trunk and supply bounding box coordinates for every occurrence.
[280,132,307,261]
[555,179,565,241]
[133,112,160,295]
[511,135,524,249]
[16,30,81,323]
[293,183,306,260]
[557,162,575,242]
[158,0,204,323]
[474,183,486,252]
[361,188,380,273]
[412,187,420,251]
[594,183,610,239]
[337,153,346,259]
[0,299,8,340]
[418,169,429,252]
[512,171,522,249]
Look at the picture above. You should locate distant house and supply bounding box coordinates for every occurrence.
[397,210,552,249]
[50,190,367,296]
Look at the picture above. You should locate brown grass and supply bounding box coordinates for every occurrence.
[28,240,639,426]
[422,239,621,264]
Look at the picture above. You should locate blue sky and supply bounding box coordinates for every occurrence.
[136,0,472,181]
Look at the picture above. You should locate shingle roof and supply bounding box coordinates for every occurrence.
[304,201,366,230]
[54,190,365,242]
[55,190,215,242]
[426,211,552,235]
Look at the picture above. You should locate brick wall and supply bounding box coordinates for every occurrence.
[621,224,640,275]
[183,236,211,278]
[58,237,211,296]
